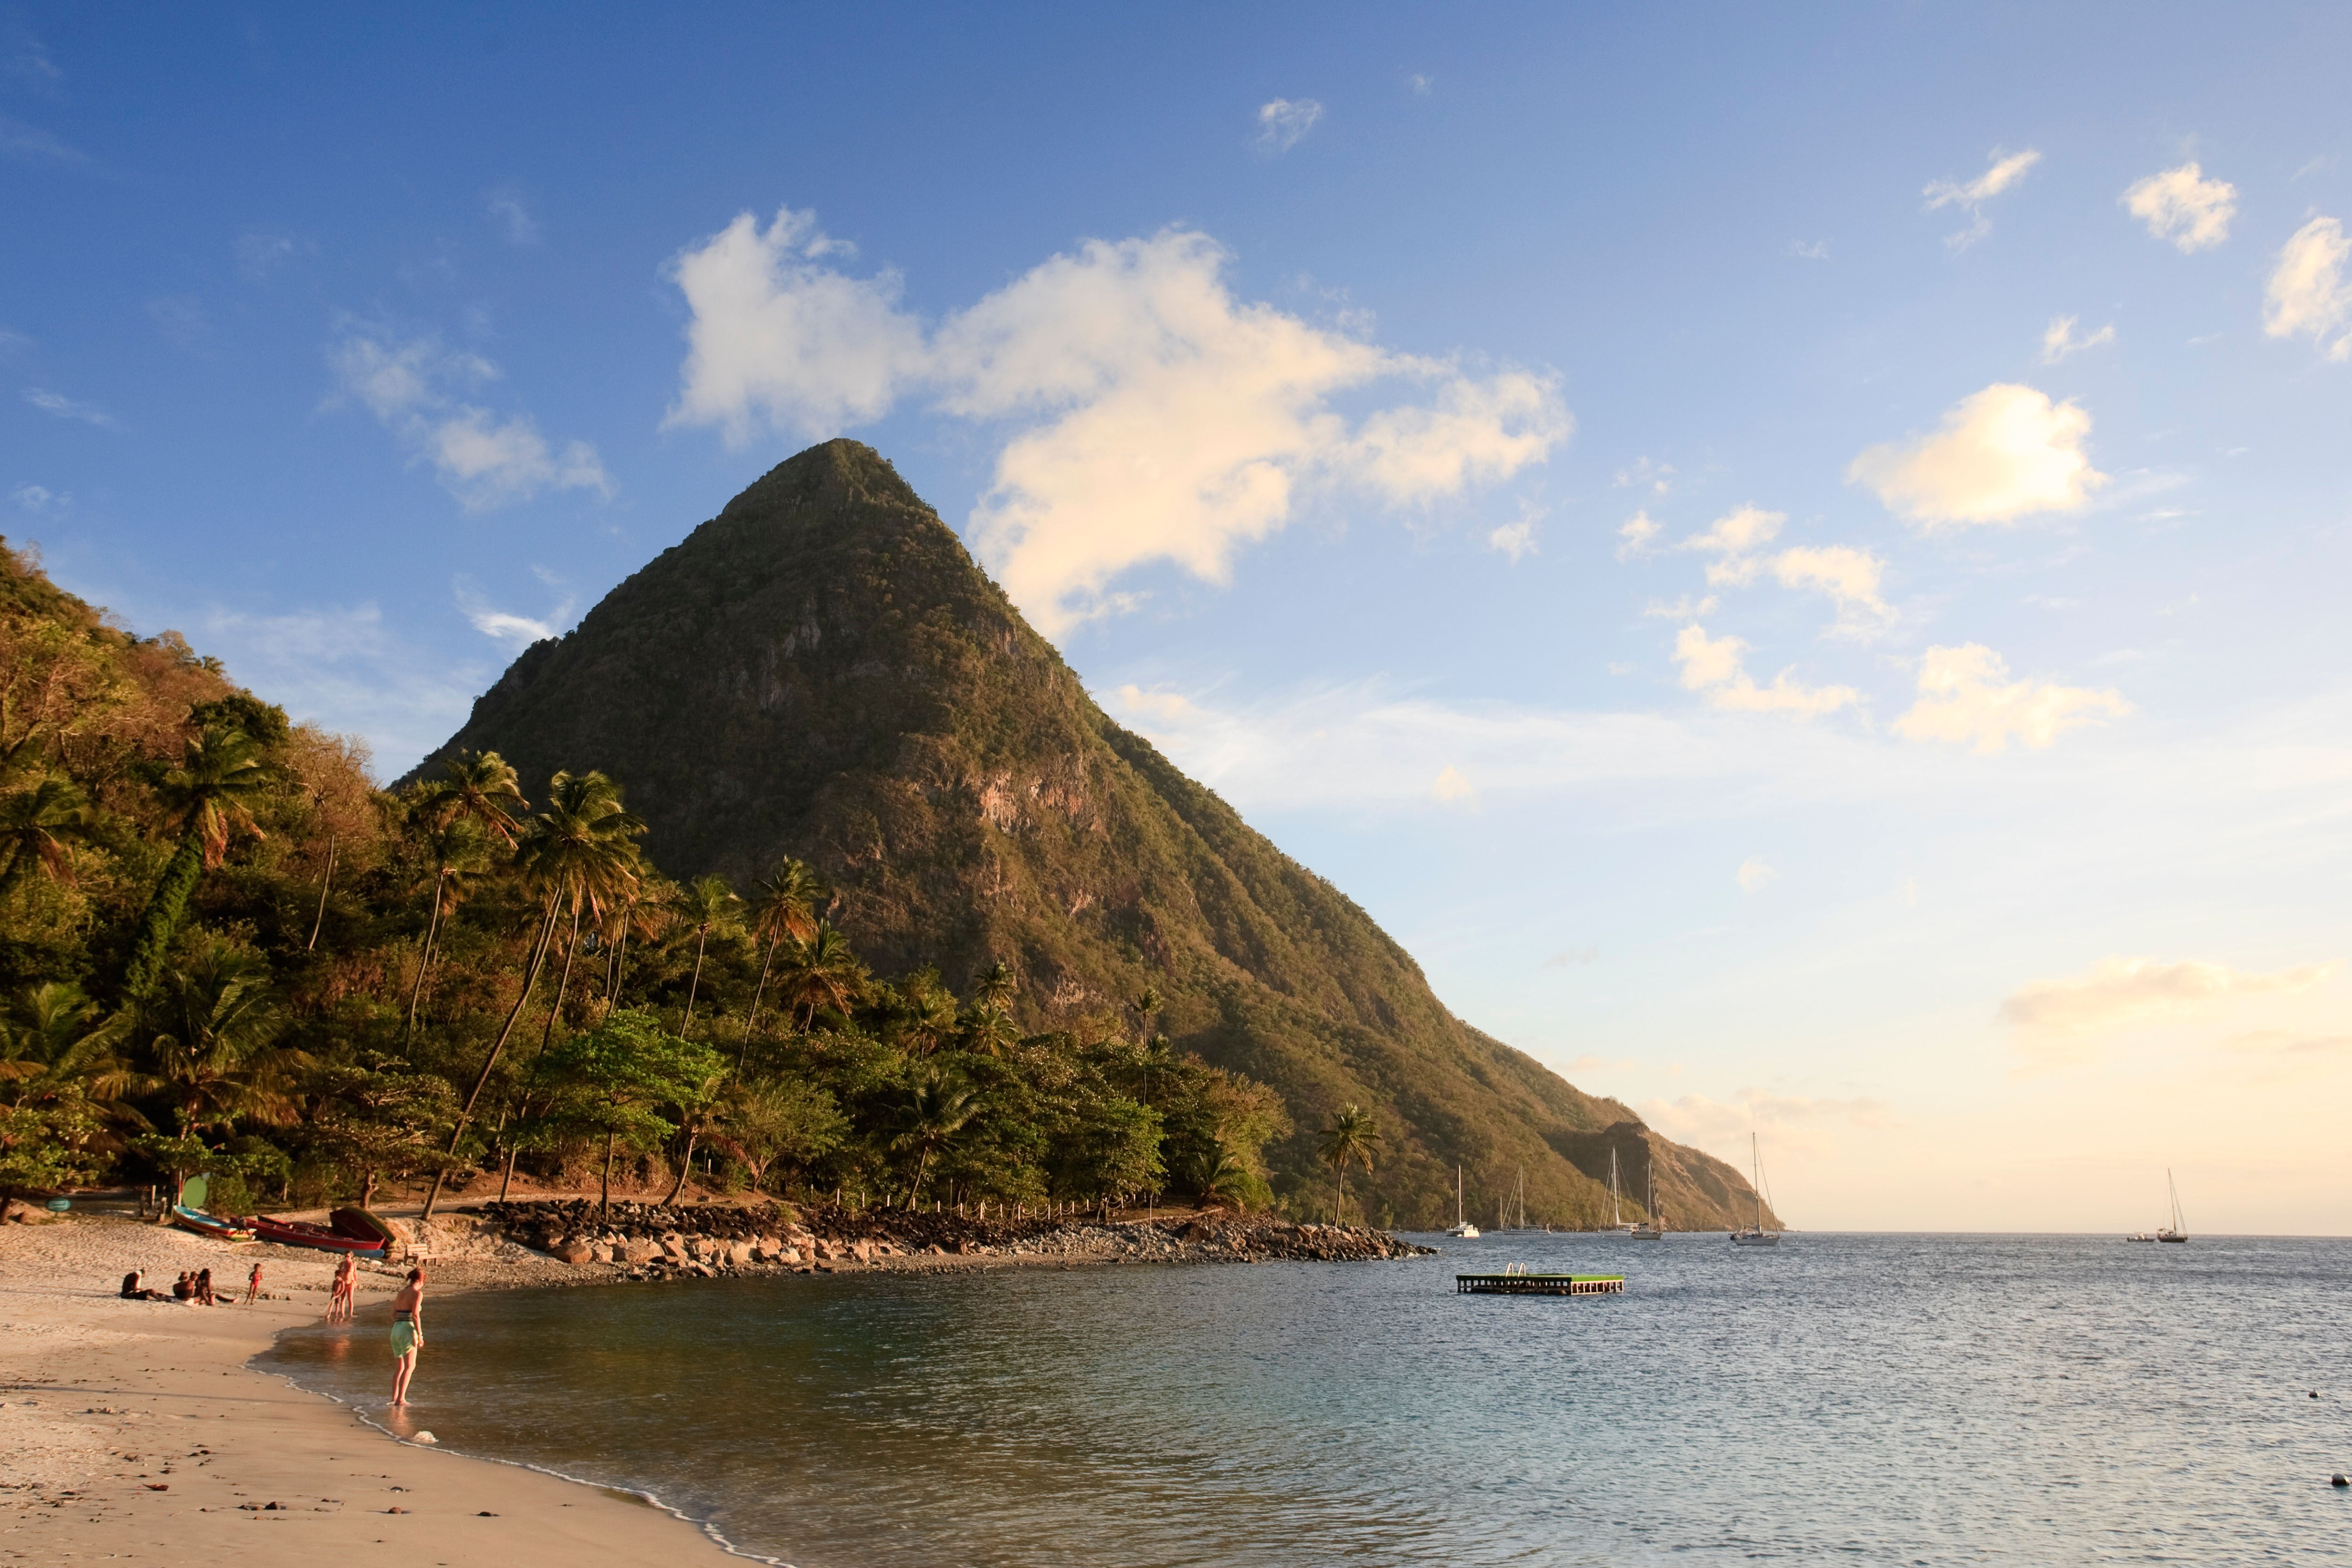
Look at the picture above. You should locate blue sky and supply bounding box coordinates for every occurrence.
[7,5,2352,1230]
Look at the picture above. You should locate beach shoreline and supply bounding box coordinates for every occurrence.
[0,1211,749,1567]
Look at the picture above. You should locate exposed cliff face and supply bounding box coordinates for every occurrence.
[413,441,1781,1231]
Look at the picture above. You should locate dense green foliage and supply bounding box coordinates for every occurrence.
[0,538,1305,1223]
[406,441,1780,1230]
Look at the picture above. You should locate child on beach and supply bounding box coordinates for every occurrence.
[244,1261,264,1304]
[328,1253,356,1322]
[389,1267,426,1407]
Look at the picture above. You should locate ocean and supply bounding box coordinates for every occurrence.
[259,1232,2352,1565]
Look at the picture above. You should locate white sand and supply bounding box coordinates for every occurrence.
[0,1212,745,1566]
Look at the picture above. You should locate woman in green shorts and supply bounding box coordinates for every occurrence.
[389,1267,426,1407]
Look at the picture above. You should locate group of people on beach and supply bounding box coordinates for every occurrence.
[115,1252,427,1407]
[118,1263,261,1305]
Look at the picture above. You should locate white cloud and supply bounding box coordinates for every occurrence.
[1736,856,1775,893]
[487,192,540,245]
[1673,508,1887,633]
[2262,216,2352,361]
[665,214,1568,634]
[2001,956,2338,1043]
[1615,510,1663,561]
[2122,162,2237,252]
[196,601,480,773]
[2039,315,2115,364]
[1255,98,1323,153]
[1681,504,1784,562]
[1892,644,2129,753]
[1406,74,1433,97]
[662,207,923,442]
[0,112,87,168]
[10,483,67,517]
[1486,508,1540,562]
[1614,457,1673,494]
[1769,545,1888,619]
[1922,147,2041,248]
[1643,594,1718,620]
[453,575,575,648]
[22,388,115,427]
[1673,624,1858,718]
[329,325,610,511]
[1848,383,2107,530]
[1431,765,1474,803]
[1791,239,1830,260]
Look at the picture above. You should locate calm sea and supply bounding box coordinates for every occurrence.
[259,1232,2352,1566]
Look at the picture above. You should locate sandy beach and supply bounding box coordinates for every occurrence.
[0,1211,742,1567]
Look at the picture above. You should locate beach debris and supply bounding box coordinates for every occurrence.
[386,1505,409,1513]
[411,1431,437,1444]
[2333,1474,2348,1488]
[479,1510,499,1516]
[144,1483,168,1491]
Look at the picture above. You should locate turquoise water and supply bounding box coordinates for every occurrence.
[259,1233,2352,1565]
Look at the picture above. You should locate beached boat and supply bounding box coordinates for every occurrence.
[1729,1132,1780,1247]
[246,1207,394,1256]
[1630,1152,1664,1240]
[2157,1170,2189,1243]
[1446,1163,1480,1238]
[167,1176,255,1243]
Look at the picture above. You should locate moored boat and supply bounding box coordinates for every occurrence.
[166,1176,255,1243]
[1729,1132,1780,1247]
[2156,1170,2189,1243]
[1630,1150,1665,1239]
[1446,1163,1480,1238]
[246,1210,391,1255]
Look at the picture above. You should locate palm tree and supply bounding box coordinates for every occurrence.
[772,924,866,1034]
[670,874,742,1032]
[0,982,142,1127]
[1186,1140,1255,1211]
[893,1068,980,1209]
[972,959,1015,1012]
[0,774,94,903]
[740,858,826,1053]
[420,769,643,1222]
[1317,1104,1381,1225]
[403,752,526,1032]
[142,939,301,1139]
[119,725,275,1000]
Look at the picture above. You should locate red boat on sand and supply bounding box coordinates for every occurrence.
[245,1206,397,1257]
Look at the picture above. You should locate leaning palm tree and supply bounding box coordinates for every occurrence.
[772,924,867,1033]
[0,774,94,903]
[119,725,275,1000]
[1317,1104,1381,1225]
[419,769,644,1222]
[670,874,742,1032]
[893,1068,980,1209]
[740,858,826,1049]
[402,752,526,1032]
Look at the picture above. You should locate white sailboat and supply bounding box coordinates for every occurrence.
[1729,1131,1780,1247]
[1630,1149,1665,1240]
[1605,1148,1639,1233]
[1446,1163,1480,1238]
[2157,1169,2189,1243]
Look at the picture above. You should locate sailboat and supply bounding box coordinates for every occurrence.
[1447,1164,1480,1238]
[1729,1132,1780,1247]
[1630,1150,1665,1240]
[2157,1169,2189,1243]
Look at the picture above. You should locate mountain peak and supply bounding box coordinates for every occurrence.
[413,443,1777,1227]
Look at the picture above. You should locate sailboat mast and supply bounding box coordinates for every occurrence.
[1751,1132,1765,1231]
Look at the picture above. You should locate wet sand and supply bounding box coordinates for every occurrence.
[0,1211,741,1566]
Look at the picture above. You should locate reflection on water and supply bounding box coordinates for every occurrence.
[262,1234,2352,1566]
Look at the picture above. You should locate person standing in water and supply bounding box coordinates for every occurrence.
[389,1267,426,1407]
[327,1253,357,1322]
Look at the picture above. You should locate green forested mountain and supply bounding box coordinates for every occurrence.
[411,440,1778,1231]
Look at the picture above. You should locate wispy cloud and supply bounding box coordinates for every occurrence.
[1406,74,1433,98]
[2002,956,2338,1068]
[1486,506,1541,563]
[1674,624,1858,719]
[0,112,88,168]
[452,575,576,648]
[1790,239,1830,260]
[22,388,116,427]
[1255,98,1323,154]
[665,207,1568,634]
[2122,162,2237,252]
[328,322,610,510]
[1615,510,1663,561]
[236,232,301,280]
[147,295,211,350]
[486,190,540,245]
[1736,856,1776,893]
[2040,315,2115,364]
[1923,147,2040,249]
[10,483,68,518]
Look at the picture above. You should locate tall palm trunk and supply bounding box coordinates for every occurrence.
[683,928,709,1031]
[418,896,563,1223]
[539,894,585,1052]
[737,931,781,1077]
[662,1124,702,1205]
[600,1130,618,1217]
[306,833,338,951]
[402,867,449,1036]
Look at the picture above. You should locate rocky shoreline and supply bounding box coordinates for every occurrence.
[471,1199,1433,1281]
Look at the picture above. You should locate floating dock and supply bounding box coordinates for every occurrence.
[1456,1271,1624,1296]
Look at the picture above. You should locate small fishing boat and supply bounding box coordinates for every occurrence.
[1729,1133,1780,1247]
[2157,1170,2189,1243]
[167,1175,255,1243]
[1446,1164,1480,1238]
[1630,1150,1665,1240]
[2125,1232,2156,1242]
[246,1207,394,1256]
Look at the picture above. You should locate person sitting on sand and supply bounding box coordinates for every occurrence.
[195,1267,217,1306]
[389,1267,426,1407]
[328,1253,357,1323]
[172,1271,195,1302]
[244,1261,263,1305]
[119,1268,168,1301]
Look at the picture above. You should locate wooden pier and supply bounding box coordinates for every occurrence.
[1456,1270,1625,1296]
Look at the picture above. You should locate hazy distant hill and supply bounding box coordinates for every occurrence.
[412,440,1780,1231]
